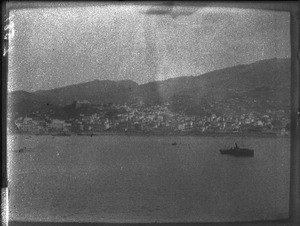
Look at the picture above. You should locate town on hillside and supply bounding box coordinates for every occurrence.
[10,99,290,137]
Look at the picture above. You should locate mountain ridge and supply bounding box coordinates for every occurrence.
[11,57,290,93]
[8,57,291,119]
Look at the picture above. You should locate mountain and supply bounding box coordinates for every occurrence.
[8,91,60,119]
[8,57,291,119]
[134,58,290,112]
[34,79,139,106]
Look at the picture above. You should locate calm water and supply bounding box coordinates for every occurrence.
[8,135,290,223]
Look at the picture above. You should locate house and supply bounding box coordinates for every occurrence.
[178,124,185,131]
[104,120,110,130]
[50,119,65,131]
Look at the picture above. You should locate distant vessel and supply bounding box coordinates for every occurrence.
[220,143,254,157]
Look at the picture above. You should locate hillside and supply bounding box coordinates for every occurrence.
[34,79,139,106]
[135,58,290,113]
[8,57,291,119]
[8,91,59,118]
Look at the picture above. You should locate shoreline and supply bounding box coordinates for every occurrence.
[10,131,289,138]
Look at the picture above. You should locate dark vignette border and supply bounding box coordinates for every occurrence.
[2,0,8,188]
[2,1,299,226]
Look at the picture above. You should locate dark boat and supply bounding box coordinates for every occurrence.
[220,143,254,157]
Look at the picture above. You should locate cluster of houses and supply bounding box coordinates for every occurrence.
[12,101,290,136]
[14,117,71,134]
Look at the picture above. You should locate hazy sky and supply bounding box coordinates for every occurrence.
[8,4,290,92]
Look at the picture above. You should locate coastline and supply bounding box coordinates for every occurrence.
[9,131,289,138]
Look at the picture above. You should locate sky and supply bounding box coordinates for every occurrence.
[8,3,290,92]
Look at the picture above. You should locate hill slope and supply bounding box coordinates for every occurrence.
[8,58,291,119]
[34,79,139,106]
[134,58,290,112]
[8,91,61,119]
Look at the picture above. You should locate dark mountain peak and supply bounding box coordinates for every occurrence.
[116,79,139,87]
[9,90,41,101]
[36,79,138,94]
[31,78,139,106]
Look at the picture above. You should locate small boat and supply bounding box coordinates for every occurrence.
[220,143,254,157]
[172,142,177,146]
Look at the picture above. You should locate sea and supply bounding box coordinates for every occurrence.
[7,134,290,223]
